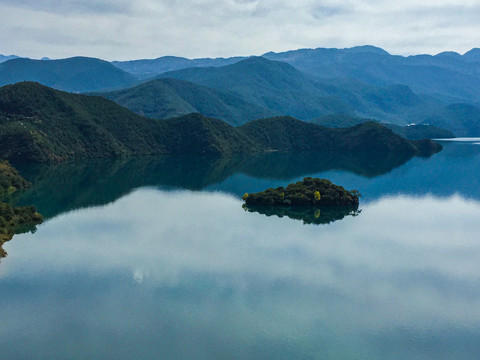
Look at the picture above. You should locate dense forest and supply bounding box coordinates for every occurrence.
[0,160,42,259]
[0,82,442,163]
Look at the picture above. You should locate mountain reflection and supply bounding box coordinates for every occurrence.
[12,150,412,220]
[242,204,361,225]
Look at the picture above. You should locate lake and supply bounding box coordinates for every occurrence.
[1,141,480,359]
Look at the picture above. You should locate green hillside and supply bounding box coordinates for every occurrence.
[111,45,480,107]
[263,45,480,105]
[0,160,42,259]
[0,160,30,198]
[157,57,443,124]
[158,57,353,119]
[422,104,480,136]
[310,114,372,128]
[0,82,441,164]
[238,116,440,155]
[0,82,263,161]
[311,114,455,139]
[99,78,276,125]
[383,124,454,140]
[0,82,165,161]
[0,57,137,92]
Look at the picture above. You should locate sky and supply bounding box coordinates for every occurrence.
[0,0,479,61]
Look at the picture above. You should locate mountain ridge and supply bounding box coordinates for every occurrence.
[156,56,445,124]
[0,82,440,163]
[98,77,277,126]
[0,55,19,64]
[0,57,137,93]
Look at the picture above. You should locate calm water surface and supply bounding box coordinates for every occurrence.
[1,141,480,359]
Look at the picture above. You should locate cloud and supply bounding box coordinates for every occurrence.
[0,0,134,15]
[0,0,479,59]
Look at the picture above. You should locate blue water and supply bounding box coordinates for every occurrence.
[1,141,480,359]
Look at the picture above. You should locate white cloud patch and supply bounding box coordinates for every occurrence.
[0,0,479,60]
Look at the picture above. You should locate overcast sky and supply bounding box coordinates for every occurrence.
[1,0,479,60]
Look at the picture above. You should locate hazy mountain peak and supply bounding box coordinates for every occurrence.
[434,51,461,58]
[0,54,20,64]
[230,56,297,72]
[345,45,390,55]
[463,48,480,61]
[234,56,277,66]
[0,56,136,92]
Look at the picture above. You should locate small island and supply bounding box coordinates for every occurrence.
[242,177,361,207]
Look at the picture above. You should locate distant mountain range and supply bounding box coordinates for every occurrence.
[0,55,19,63]
[156,56,443,123]
[263,45,480,106]
[0,57,137,92]
[0,82,438,163]
[1,46,480,135]
[112,56,247,79]
[112,45,480,105]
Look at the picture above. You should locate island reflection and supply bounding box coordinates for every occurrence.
[243,204,361,225]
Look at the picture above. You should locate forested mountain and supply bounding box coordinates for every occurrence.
[1,48,478,135]
[0,82,439,163]
[263,45,480,105]
[110,46,480,107]
[99,78,276,125]
[422,103,480,136]
[310,114,455,139]
[0,160,42,258]
[152,56,480,134]
[0,57,137,92]
[0,82,259,161]
[239,117,441,155]
[157,56,441,123]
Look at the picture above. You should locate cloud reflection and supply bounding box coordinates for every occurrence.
[1,189,480,359]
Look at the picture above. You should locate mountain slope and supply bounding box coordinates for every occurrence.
[158,57,440,123]
[157,57,354,119]
[0,82,258,161]
[98,78,276,125]
[0,83,441,163]
[422,104,480,136]
[310,114,455,139]
[0,82,164,161]
[0,160,42,259]
[238,117,438,155]
[0,57,137,92]
[113,45,480,106]
[263,45,480,105]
